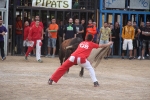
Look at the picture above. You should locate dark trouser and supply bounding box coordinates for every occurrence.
[113,40,120,55]
[0,41,5,58]
[16,34,22,54]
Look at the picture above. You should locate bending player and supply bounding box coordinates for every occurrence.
[48,34,113,87]
[25,21,43,63]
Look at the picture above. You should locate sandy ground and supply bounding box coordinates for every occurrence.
[0,56,150,100]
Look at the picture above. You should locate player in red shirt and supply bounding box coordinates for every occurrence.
[48,34,113,87]
[25,21,43,63]
[23,21,30,54]
[30,16,44,56]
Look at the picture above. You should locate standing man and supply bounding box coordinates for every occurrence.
[48,34,113,87]
[58,21,64,49]
[138,22,145,59]
[30,15,44,56]
[98,22,111,45]
[75,18,84,39]
[132,21,141,59]
[98,22,111,59]
[81,19,86,40]
[22,21,30,54]
[86,19,96,38]
[122,20,135,59]
[30,15,44,28]
[114,22,120,55]
[141,21,150,60]
[93,22,99,43]
[46,18,58,58]
[63,18,76,40]
[15,15,23,54]
[25,21,43,63]
[0,18,7,61]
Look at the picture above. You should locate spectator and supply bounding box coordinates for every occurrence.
[122,20,135,60]
[132,21,141,59]
[98,22,111,59]
[0,18,7,61]
[141,21,150,60]
[86,19,96,38]
[46,18,58,58]
[138,22,145,59]
[107,24,115,58]
[15,15,23,54]
[22,21,30,54]
[58,21,64,49]
[63,18,76,40]
[30,15,44,56]
[113,22,120,55]
[75,18,84,39]
[81,19,86,40]
[92,22,99,43]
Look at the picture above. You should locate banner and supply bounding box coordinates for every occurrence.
[130,0,150,9]
[32,0,72,9]
[105,0,125,8]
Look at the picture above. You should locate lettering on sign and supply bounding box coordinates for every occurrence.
[32,0,72,9]
[139,0,148,7]
[130,0,149,9]
[105,0,125,8]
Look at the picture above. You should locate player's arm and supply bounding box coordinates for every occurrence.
[99,41,113,48]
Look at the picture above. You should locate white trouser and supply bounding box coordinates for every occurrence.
[36,40,42,61]
[123,39,133,50]
[69,56,98,82]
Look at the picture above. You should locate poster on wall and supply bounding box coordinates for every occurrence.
[105,0,125,8]
[32,0,72,9]
[130,0,150,9]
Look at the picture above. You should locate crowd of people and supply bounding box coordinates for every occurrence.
[0,15,150,61]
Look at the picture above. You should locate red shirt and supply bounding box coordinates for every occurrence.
[24,26,30,40]
[71,41,99,58]
[28,25,43,40]
[30,21,44,29]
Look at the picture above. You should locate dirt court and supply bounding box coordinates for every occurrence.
[0,56,150,100]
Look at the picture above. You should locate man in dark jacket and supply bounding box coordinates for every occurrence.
[63,18,76,40]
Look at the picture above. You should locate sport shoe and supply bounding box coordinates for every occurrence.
[45,54,51,58]
[25,56,28,60]
[2,57,6,61]
[94,81,99,87]
[38,59,43,63]
[122,56,124,59]
[48,79,53,85]
[50,55,55,58]
[142,57,145,60]
[137,56,141,60]
[129,57,133,60]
